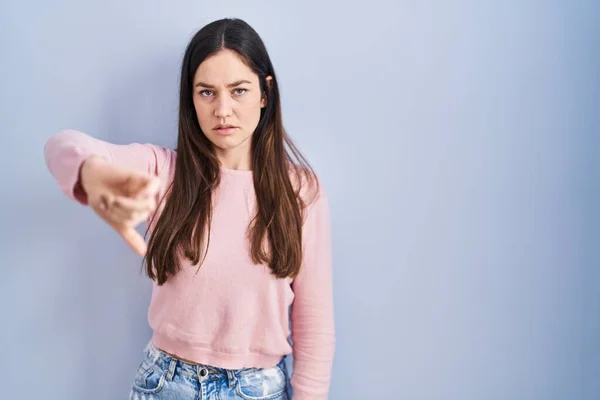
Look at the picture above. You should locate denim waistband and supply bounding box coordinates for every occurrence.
[144,340,287,386]
[146,341,232,380]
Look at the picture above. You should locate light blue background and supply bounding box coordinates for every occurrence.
[1,1,598,399]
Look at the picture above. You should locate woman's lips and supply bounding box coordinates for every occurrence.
[214,127,238,135]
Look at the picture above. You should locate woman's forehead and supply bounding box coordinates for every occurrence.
[194,50,257,86]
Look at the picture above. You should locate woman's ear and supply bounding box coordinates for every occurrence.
[261,75,273,108]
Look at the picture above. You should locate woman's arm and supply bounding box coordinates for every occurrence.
[290,186,336,400]
[44,129,172,205]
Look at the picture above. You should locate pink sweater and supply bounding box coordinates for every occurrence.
[44,129,335,399]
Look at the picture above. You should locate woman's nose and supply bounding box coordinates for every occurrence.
[214,95,233,118]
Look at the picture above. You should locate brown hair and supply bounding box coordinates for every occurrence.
[143,18,318,285]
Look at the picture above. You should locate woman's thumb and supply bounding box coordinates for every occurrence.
[118,226,148,256]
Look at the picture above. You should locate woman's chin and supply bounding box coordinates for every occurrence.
[209,132,252,151]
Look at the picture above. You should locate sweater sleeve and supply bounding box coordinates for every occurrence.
[290,186,336,400]
[43,129,172,205]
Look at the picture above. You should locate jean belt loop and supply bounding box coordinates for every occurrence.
[166,359,177,381]
[226,370,238,388]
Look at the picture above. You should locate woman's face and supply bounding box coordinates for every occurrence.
[193,49,267,167]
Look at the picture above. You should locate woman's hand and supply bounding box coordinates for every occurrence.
[79,155,161,255]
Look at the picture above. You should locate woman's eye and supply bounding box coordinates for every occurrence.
[198,88,247,97]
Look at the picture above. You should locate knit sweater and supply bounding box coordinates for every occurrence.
[44,129,335,399]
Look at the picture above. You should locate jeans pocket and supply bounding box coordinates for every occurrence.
[235,363,287,400]
[131,355,167,394]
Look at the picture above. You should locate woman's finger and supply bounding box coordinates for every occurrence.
[101,205,149,227]
[135,177,161,199]
[102,215,149,256]
[116,225,147,256]
[93,192,153,221]
[122,210,151,227]
[112,195,156,214]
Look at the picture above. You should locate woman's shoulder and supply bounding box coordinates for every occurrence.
[287,163,327,209]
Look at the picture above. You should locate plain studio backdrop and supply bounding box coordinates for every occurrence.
[1,1,598,399]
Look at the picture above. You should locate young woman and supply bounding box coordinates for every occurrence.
[44,17,335,400]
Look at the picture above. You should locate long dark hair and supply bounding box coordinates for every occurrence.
[144,18,317,285]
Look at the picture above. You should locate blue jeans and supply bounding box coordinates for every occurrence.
[129,341,291,400]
